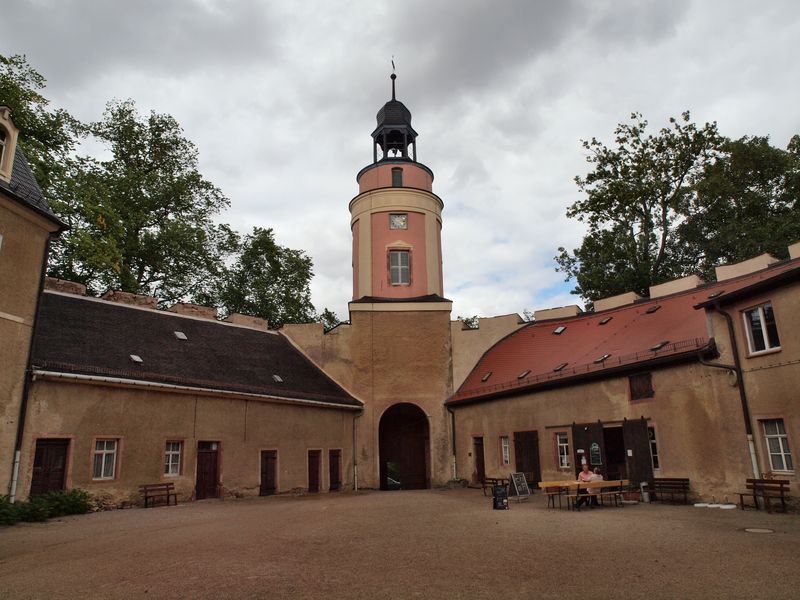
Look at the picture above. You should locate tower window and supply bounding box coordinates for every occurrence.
[391,167,403,187]
[0,128,6,166]
[389,250,410,285]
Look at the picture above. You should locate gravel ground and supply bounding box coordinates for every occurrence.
[0,488,798,599]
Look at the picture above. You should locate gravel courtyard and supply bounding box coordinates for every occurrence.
[0,488,797,599]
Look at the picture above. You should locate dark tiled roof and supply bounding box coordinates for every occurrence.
[350,294,451,304]
[0,146,64,228]
[32,292,361,408]
[450,258,800,405]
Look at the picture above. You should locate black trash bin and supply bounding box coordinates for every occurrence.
[492,484,509,510]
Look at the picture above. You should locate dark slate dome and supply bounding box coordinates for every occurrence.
[376,99,413,128]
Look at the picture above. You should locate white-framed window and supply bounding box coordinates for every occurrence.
[648,427,660,470]
[744,302,781,354]
[92,439,118,480]
[389,250,410,285]
[763,419,793,472]
[164,441,182,476]
[556,432,570,468]
[500,436,510,465]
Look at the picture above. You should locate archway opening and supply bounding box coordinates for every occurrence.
[379,403,429,490]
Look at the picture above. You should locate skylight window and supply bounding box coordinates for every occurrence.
[594,354,611,364]
[645,305,661,314]
[130,354,143,364]
[517,370,531,379]
[481,371,493,382]
[174,331,187,340]
[707,290,725,299]
[272,374,283,383]
[599,317,613,325]
[650,340,669,351]
[553,326,566,335]
[553,362,568,372]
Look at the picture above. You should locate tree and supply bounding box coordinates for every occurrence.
[47,100,237,303]
[677,134,800,279]
[556,112,722,302]
[0,53,82,203]
[318,308,342,332]
[219,227,317,328]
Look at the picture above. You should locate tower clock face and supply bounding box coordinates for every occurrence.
[389,213,408,230]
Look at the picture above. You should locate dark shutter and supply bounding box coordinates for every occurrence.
[629,372,654,400]
[260,450,277,496]
[513,431,541,486]
[571,421,606,477]
[623,417,654,488]
[473,438,486,484]
[308,450,321,493]
[329,449,341,491]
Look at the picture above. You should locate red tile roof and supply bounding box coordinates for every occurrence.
[449,257,800,405]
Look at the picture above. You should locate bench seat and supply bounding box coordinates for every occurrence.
[650,478,690,504]
[140,482,178,508]
[738,478,790,513]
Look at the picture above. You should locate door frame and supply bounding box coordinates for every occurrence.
[307,448,322,493]
[259,448,278,496]
[29,437,73,496]
[195,440,221,500]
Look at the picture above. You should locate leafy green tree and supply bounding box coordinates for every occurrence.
[457,315,480,330]
[318,308,342,332]
[219,227,316,328]
[48,100,238,303]
[556,112,722,302]
[0,53,82,203]
[678,134,800,279]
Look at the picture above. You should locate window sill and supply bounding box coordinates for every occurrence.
[746,347,781,358]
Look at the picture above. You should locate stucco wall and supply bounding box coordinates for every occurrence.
[284,309,454,488]
[20,379,356,504]
[0,195,53,492]
[451,361,755,501]
[450,314,525,391]
[707,279,800,491]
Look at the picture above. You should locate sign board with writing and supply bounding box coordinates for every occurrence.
[509,472,531,502]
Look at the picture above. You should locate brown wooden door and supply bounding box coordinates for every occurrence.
[474,437,486,484]
[260,450,277,496]
[572,421,606,477]
[378,403,429,490]
[513,430,541,486]
[308,450,321,493]
[623,417,654,487]
[30,439,69,496]
[196,442,219,499]
[329,449,341,491]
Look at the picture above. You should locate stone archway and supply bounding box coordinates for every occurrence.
[378,403,429,490]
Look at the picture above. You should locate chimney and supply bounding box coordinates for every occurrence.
[224,313,268,330]
[649,274,704,299]
[44,277,87,296]
[533,305,582,321]
[167,302,218,320]
[101,290,157,309]
[715,253,778,282]
[593,292,641,312]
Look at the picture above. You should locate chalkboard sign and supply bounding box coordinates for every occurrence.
[510,472,531,502]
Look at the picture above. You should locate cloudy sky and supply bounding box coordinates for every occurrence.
[4,0,800,321]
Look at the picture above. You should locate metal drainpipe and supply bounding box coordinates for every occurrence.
[703,302,761,478]
[9,236,52,502]
[446,405,457,480]
[353,410,363,491]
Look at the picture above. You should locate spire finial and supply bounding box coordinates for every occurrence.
[390,57,396,100]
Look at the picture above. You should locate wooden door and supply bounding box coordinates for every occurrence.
[572,421,606,476]
[473,437,486,484]
[196,442,219,499]
[513,431,541,486]
[260,450,277,496]
[30,439,69,495]
[623,417,654,487]
[308,450,321,493]
[329,449,341,491]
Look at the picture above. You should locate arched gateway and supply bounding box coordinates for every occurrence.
[378,403,429,490]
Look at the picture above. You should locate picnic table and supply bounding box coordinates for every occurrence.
[538,479,630,510]
[481,477,510,496]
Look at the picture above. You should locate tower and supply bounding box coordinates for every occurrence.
[350,73,444,300]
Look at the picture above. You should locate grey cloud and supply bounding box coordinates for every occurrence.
[3,0,275,89]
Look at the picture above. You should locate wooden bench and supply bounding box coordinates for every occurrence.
[650,478,690,504]
[738,478,790,513]
[568,480,628,510]
[140,482,178,508]
[482,477,509,496]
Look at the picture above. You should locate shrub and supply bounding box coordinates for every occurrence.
[0,495,18,526]
[0,489,92,527]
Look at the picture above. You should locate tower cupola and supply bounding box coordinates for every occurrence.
[371,74,418,162]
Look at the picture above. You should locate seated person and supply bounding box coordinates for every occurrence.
[575,464,597,507]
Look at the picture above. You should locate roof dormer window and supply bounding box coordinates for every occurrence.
[0,106,20,183]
